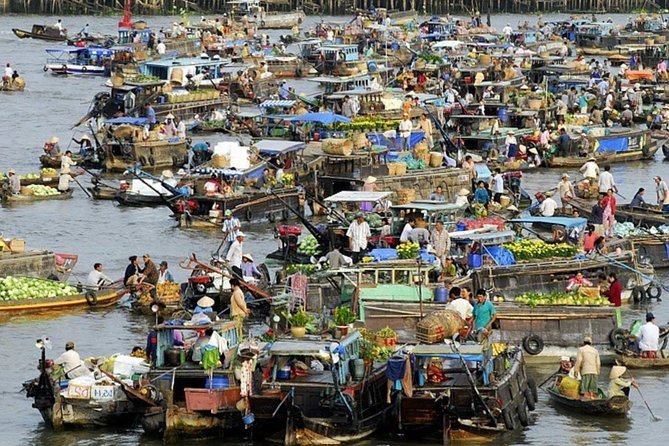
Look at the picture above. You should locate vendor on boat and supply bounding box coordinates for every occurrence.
[347,212,371,263]
[190,297,215,326]
[455,188,470,207]
[240,254,261,281]
[445,286,473,321]
[57,173,73,192]
[55,341,92,379]
[654,176,669,213]
[429,186,446,202]
[399,218,414,243]
[566,271,593,292]
[323,244,352,269]
[630,188,647,208]
[221,209,241,256]
[157,261,174,284]
[473,289,497,335]
[473,181,490,206]
[580,157,599,187]
[123,255,142,287]
[226,231,245,277]
[72,134,93,158]
[7,169,20,194]
[603,272,622,307]
[573,336,601,400]
[608,366,638,397]
[60,150,76,175]
[43,136,60,157]
[86,263,113,290]
[557,173,575,212]
[230,278,250,321]
[141,254,159,296]
[430,221,451,268]
[637,312,660,358]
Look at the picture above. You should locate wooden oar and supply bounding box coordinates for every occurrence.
[72,176,91,198]
[627,370,662,421]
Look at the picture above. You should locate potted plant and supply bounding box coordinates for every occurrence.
[375,326,397,347]
[283,307,313,338]
[333,306,356,337]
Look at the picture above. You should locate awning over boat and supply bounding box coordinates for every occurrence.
[595,136,629,153]
[450,230,516,244]
[105,117,148,125]
[509,216,588,229]
[284,112,351,125]
[252,139,306,155]
[258,99,296,108]
[325,191,393,203]
[391,202,466,213]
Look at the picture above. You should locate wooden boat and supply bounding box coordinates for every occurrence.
[115,191,173,207]
[0,286,126,314]
[616,354,669,368]
[545,377,631,416]
[39,153,101,170]
[250,331,389,445]
[2,189,73,204]
[89,185,118,200]
[393,345,535,441]
[571,200,669,228]
[13,25,66,42]
[264,55,314,78]
[21,171,82,187]
[0,250,78,281]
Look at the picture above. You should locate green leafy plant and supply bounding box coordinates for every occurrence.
[283,307,314,328]
[333,306,356,326]
[376,326,397,339]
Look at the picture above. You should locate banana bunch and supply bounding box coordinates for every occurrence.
[491,343,507,356]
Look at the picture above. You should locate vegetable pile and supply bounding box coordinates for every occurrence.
[396,242,420,259]
[26,185,59,196]
[336,117,399,132]
[513,291,612,307]
[20,173,40,180]
[297,235,321,256]
[41,168,57,177]
[503,239,578,261]
[0,276,79,301]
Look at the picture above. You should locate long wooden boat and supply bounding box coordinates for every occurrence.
[257,10,306,29]
[21,171,82,187]
[89,185,118,200]
[115,191,173,207]
[546,140,662,167]
[13,25,67,42]
[0,286,126,314]
[545,379,631,416]
[2,189,73,203]
[571,200,669,228]
[394,346,535,440]
[616,355,669,368]
[39,154,101,170]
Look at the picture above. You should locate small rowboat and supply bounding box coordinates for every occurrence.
[2,189,73,204]
[616,354,669,369]
[12,25,67,42]
[545,382,631,416]
[21,171,82,187]
[0,286,126,314]
[88,185,118,200]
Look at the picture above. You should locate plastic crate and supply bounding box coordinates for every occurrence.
[184,387,241,413]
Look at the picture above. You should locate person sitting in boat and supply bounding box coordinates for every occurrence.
[399,218,414,243]
[601,272,622,307]
[629,188,647,208]
[538,191,557,218]
[55,341,92,379]
[608,366,638,397]
[123,255,143,287]
[240,254,262,282]
[439,257,457,283]
[573,336,601,400]
[86,263,113,290]
[455,188,470,207]
[57,173,73,192]
[621,104,634,127]
[446,286,473,321]
[72,134,93,158]
[566,271,593,292]
[7,169,20,195]
[637,312,660,358]
[473,180,490,207]
[156,261,174,284]
[576,132,590,157]
[580,157,599,187]
[203,174,220,197]
[43,136,60,157]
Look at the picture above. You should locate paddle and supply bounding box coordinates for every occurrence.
[72,176,91,198]
[627,371,662,421]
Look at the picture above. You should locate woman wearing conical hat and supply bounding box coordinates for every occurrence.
[608,366,638,398]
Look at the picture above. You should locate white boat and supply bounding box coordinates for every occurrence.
[44,46,118,76]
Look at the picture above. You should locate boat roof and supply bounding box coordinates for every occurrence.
[324,191,393,203]
[309,74,372,84]
[269,331,360,355]
[258,99,296,108]
[509,216,588,229]
[410,342,488,358]
[252,139,306,155]
[391,201,466,213]
[105,117,148,126]
[143,56,234,67]
[450,230,517,243]
[46,46,114,55]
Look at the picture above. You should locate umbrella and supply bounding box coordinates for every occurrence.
[284,112,351,125]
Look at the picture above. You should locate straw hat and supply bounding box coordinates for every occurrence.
[166,113,175,119]
[507,130,515,135]
[162,170,174,178]
[588,157,596,162]
[364,175,377,183]
[50,136,59,144]
[562,173,570,179]
[7,169,15,174]
[237,231,245,237]
[197,296,215,308]
[545,191,554,197]
[242,254,254,262]
[506,204,519,212]
[609,365,627,379]
[81,134,91,141]
[458,188,470,196]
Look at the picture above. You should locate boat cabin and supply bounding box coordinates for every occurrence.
[118,26,152,45]
[45,46,116,76]
[140,55,239,86]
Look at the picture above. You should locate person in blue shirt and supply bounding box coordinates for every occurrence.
[473,181,490,205]
[472,289,497,333]
[144,103,157,129]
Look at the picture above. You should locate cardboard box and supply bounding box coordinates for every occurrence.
[10,239,25,253]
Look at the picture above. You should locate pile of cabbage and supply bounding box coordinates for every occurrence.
[0,276,79,301]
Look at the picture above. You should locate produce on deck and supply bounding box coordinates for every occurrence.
[513,291,612,307]
[396,241,420,259]
[297,235,321,256]
[0,276,79,301]
[26,185,59,196]
[503,239,578,261]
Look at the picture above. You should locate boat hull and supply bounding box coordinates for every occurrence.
[0,288,125,314]
[46,63,108,76]
[258,11,306,29]
[13,28,66,41]
[2,189,73,203]
[616,355,669,368]
[546,385,631,416]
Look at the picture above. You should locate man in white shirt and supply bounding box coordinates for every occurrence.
[637,312,660,357]
[580,157,599,186]
[598,165,617,196]
[399,219,414,242]
[55,341,92,379]
[502,23,513,40]
[87,263,113,289]
[446,287,473,321]
[57,173,73,192]
[4,63,12,78]
[490,168,505,203]
[399,113,413,150]
[226,232,245,275]
[156,40,166,55]
[346,213,371,263]
[539,194,558,217]
[654,176,669,213]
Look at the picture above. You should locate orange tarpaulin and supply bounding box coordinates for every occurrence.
[624,70,655,81]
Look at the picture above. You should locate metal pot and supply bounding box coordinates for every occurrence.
[164,348,182,366]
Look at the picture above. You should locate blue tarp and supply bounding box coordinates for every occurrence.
[368,248,436,263]
[596,137,629,153]
[105,117,148,125]
[509,216,588,230]
[482,246,516,266]
[284,112,351,125]
[367,131,425,149]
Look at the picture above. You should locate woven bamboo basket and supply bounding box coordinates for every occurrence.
[397,188,416,204]
[322,138,353,156]
[416,310,464,344]
[429,151,444,167]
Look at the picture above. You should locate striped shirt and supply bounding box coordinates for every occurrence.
[346,220,371,252]
[222,217,241,241]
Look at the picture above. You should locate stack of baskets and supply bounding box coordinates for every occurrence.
[396,188,417,204]
[387,162,407,176]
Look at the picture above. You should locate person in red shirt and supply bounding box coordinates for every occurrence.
[604,272,622,307]
[583,225,598,253]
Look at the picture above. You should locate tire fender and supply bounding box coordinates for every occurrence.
[43,65,48,72]
[245,208,252,221]
[522,334,544,355]
[81,66,88,73]
[61,64,68,72]
[502,406,517,430]
[609,327,629,351]
[85,291,98,306]
[139,156,148,166]
[517,402,529,427]
[646,284,662,300]
[148,155,156,166]
[632,285,647,303]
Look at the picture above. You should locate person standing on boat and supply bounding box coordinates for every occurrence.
[430,221,451,270]
[57,173,73,192]
[53,19,65,36]
[7,169,20,195]
[417,114,433,148]
[141,255,159,297]
[144,103,157,130]
[473,181,490,207]
[346,213,371,264]
[446,287,473,321]
[230,278,250,321]
[60,150,76,175]
[226,232,245,277]
[556,128,571,157]
[473,289,497,335]
[72,134,93,158]
[637,312,660,358]
[600,189,616,237]
[556,173,575,212]
[490,168,504,204]
[602,272,622,307]
[573,336,600,400]
[598,165,617,197]
[654,176,669,213]
[399,113,413,150]
[399,218,414,243]
[156,40,166,56]
[220,210,241,256]
[608,366,637,398]
[580,157,599,188]
[504,130,518,161]
[86,263,113,290]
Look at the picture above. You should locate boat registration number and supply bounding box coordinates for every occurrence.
[67,383,91,400]
[91,385,116,401]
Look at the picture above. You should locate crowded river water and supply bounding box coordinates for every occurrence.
[0,12,668,446]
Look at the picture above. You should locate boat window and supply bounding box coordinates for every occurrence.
[393,269,411,285]
[359,270,377,286]
[377,269,392,284]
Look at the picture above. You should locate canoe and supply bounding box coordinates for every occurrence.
[570,200,669,228]
[2,189,73,203]
[545,385,631,416]
[89,185,118,200]
[21,171,82,187]
[616,355,669,368]
[545,145,660,167]
[0,287,126,313]
[115,192,173,207]
[12,27,67,42]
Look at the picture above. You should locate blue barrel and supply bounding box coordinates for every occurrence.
[435,287,448,303]
[390,42,400,50]
[468,254,482,268]
[497,107,509,124]
[205,376,229,389]
[368,61,378,73]
[456,222,467,231]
